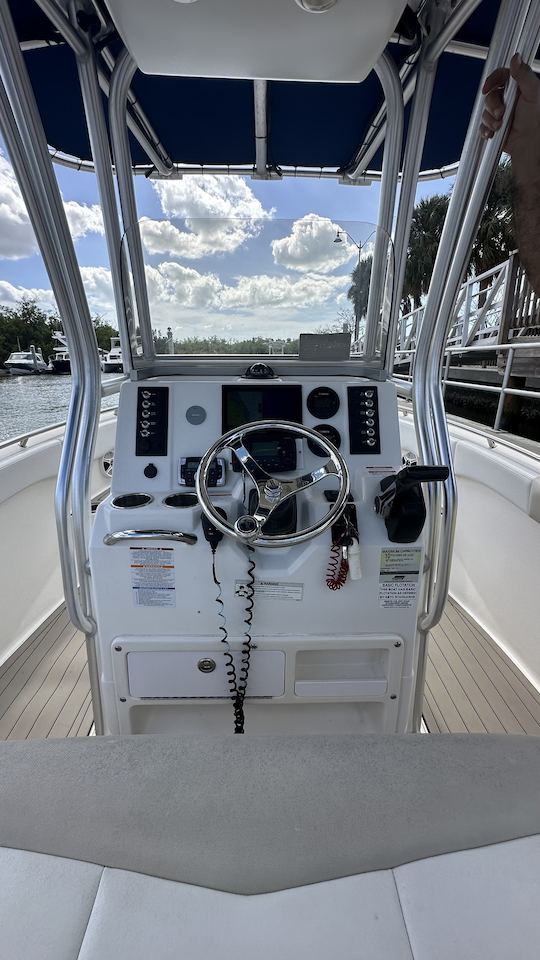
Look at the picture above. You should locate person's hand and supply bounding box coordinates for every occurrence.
[481,53,540,158]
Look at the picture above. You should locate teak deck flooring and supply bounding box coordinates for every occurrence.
[1,596,540,739]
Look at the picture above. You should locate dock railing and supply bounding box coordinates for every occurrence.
[393,340,540,432]
[394,251,540,361]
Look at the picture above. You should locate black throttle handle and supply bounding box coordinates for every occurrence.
[375,464,450,544]
[379,465,449,497]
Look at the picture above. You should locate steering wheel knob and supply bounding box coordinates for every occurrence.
[234,515,261,540]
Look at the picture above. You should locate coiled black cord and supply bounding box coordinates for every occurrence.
[211,550,239,695]
[211,545,256,734]
[238,545,255,696]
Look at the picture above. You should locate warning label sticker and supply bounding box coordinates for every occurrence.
[130,546,176,608]
[379,548,421,609]
[235,580,303,602]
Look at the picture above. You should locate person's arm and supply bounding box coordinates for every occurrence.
[482,54,540,294]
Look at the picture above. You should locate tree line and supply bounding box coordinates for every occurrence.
[0,300,119,366]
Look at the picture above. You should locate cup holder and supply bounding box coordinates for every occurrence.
[112,493,153,509]
[163,493,198,508]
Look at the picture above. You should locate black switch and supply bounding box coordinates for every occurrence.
[144,463,158,479]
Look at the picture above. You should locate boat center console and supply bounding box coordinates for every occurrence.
[90,374,436,736]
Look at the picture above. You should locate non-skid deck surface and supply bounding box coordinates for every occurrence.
[423,598,540,734]
[2,598,540,739]
[0,607,92,740]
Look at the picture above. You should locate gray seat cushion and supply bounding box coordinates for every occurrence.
[1,733,540,893]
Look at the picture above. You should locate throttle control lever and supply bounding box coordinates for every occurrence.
[374,465,449,544]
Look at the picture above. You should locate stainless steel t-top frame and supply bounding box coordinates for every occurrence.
[0,0,539,733]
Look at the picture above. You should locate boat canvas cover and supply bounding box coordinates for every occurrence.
[10,1,534,173]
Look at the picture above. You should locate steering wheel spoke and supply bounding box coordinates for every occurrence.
[228,438,272,484]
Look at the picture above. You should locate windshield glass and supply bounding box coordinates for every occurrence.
[122,216,393,361]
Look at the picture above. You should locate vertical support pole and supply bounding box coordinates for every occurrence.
[0,1,104,732]
[442,351,451,397]
[69,2,134,373]
[109,48,155,361]
[497,253,517,342]
[385,1,446,374]
[462,278,473,346]
[411,0,540,731]
[494,346,515,430]
[364,52,404,362]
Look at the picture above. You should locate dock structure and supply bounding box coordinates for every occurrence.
[392,253,540,434]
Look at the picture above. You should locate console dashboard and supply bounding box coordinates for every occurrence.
[91,374,421,738]
[114,376,398,495]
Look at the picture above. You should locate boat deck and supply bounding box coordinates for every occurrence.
[1,597,540,739]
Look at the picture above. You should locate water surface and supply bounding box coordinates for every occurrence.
[0,374,118,442]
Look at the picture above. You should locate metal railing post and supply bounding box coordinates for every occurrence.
[68,0,134,373]
[411,0,540,730]
[0,0,104,733]
[442,351,451,397]
[109,48,155,361]
[494,346,515,430]
[364,53,403,362]
[385,3,447,375]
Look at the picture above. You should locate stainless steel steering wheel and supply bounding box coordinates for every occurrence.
[195,420,350,547]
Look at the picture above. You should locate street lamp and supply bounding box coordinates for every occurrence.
[333,229,361,250]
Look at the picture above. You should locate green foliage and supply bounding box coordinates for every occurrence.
[0,300,62,366]
[403,195,450,311]
[0,301,118,366]
[93,317,120,352]
[347,255,373,331]
[469,158,515,277]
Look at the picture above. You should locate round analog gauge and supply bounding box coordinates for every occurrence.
[307,424,341,457]
[306,386,340,419]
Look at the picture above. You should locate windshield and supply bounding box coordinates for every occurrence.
[121,216,393,362]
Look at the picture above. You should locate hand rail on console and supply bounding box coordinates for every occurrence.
[104,530,198,546]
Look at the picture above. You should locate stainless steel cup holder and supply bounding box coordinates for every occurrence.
[163,493,198,508]
[112,493,153,509]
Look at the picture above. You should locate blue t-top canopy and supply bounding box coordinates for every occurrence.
[8,0,521,176]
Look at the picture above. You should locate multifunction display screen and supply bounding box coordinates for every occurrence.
[222,385,303,432]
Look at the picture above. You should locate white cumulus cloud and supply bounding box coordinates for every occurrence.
[0,279,57,308]
[0,150,103,261]
[220,272,348,310]
[142,175,274,260]
[271,214,357,274]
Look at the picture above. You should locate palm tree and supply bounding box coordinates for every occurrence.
[469,159,514,303]
[347,254,372,336]
[402,195,449,312]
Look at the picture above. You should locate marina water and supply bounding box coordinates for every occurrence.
[0,374,117,442]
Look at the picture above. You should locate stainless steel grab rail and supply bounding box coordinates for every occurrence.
[411,0,540,730]
[104,530,198,546]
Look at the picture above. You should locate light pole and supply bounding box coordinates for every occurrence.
[334,230,362,342]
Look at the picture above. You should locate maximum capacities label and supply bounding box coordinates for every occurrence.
[379,548,421,609]
[235,580,303,602]
[130,546,176,607]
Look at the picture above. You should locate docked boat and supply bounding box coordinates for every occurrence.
[49,330,71,374]
[4,346,49,374]
[1,1,540,957]
[101,336,123,373]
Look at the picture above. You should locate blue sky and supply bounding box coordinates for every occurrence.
[0,136,453,340]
